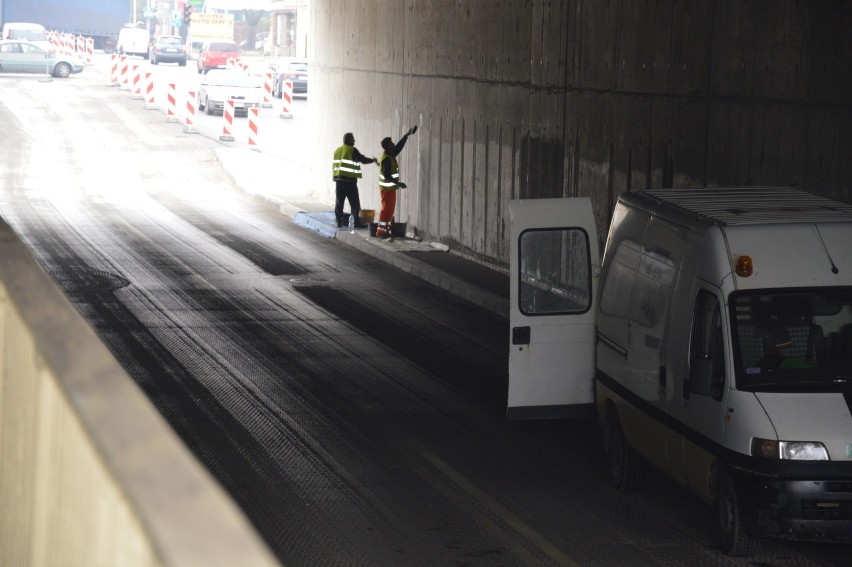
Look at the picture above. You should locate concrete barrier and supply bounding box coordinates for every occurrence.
[0,218,278,567]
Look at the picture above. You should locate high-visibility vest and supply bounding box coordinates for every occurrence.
[332,145,362,180]
[378,152,400,191]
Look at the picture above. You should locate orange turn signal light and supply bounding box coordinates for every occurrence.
[735,255,753,277]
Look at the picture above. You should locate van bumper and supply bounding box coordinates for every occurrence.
[750,478,852,542]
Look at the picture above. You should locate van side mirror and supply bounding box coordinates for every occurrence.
[689,357,714,396]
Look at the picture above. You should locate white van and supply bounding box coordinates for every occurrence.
[2,22,50,51]
[116,26,149,58]
[508,187,852,556]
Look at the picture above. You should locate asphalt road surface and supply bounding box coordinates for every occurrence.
[0,62,849,566]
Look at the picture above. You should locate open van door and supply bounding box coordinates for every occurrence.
[508,198,600,420]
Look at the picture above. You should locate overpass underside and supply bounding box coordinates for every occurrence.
[310,0,852,267]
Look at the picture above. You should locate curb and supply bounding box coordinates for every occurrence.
[214,148,508,318]
[335,231,509,318]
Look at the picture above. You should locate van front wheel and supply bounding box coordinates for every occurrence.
[715,472,759,557]
[604,411,645,492]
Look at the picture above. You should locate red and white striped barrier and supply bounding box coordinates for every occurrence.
[85,37,94,65]
[130,63,143,98]
[227,57,237,71]
[279,80,293,119]
[48,31,60,53]
[248,108,259,147]
[166,83,178,122]
[119,55,130,90]
[108,53,119,86]
[76,35,84,56]
[184,90,198,133]
[219,99,235,141]
[144,72,156,109]
[262,72,273,108]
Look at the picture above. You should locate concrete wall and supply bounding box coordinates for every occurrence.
[309,0,852,267]
[0,218,279,567]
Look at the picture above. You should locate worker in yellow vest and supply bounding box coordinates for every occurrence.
[376,125,417,237]
[332,132,377,228]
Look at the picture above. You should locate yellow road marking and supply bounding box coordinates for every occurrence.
[409,440,580,566]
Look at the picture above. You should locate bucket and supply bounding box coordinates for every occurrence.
[391,222,407,237]
[369,222,378,237]
[359,209,375,225]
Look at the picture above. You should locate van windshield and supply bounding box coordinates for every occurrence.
[731,288,852,392]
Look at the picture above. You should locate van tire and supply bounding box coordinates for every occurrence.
[604,410,645,492]
[715,471,759,557]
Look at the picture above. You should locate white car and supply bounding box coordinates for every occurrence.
[197,69,262,116]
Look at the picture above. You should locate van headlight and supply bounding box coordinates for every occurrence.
[751,438,830,460]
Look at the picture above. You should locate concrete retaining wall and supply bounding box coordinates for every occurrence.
[309,0,852,267]
[0,218,278,567]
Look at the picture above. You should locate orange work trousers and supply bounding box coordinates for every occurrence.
[379,190,397,223]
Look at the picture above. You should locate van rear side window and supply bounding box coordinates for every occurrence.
[518,228,591,315]
[8,29,46,42]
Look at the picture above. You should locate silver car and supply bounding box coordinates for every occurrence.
[0,40,83,78]
[197,70,262,117]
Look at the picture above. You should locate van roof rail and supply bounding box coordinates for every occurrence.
[635,186,852,226]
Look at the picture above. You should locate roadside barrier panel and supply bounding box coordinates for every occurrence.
[108,53,119,86]
[279,80,293,119]
[184,90,198,134]
[76,35,84,56]
[119,55,130,91]
[144,72,156,109]
[85,37,94,65]
[248,107,259,147]
[219,99,236,141]
[130,64,143,99]
[166,82,179,122]
[48,31,60,53]
[262,73,273,108]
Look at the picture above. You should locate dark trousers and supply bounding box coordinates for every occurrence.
[335,180,361,226]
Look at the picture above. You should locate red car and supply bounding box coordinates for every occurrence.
[197,41,239,74]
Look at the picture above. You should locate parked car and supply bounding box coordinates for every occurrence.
[0,40,83,78]
[116,26,150,58]
[271,58,308,98]
[197,70,262,116]
[197,41,239,74]
[103,36,118,54]
[149,35,186,66]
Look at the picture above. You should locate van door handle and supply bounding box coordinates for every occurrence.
[512,326,530,345]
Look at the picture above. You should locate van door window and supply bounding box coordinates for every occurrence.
[690,290,725,400]
[518,228,591,315]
